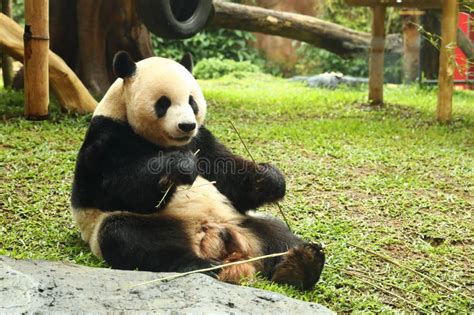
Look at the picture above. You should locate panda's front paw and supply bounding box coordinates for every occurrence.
[249,163,286,204]
[167,151,198,186]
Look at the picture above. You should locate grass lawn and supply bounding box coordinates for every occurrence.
[1,75,473,313]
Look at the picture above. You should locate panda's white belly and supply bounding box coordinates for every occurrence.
[158,176,258,261]
[159,176,241,222]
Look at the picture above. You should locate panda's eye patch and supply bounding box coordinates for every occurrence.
[189,95,199,115]
[155,96,171,118]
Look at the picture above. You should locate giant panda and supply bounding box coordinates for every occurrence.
[71,51,325,290]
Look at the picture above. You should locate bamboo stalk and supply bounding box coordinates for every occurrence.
[347,242,472,300]
[155,184,173,209]
[229,120,257,166]
[344,270,428,313]
[24,0,49,120]
[345,267,425,299]
[229,120,293,232]
[127,251,289,289]
[155,149,201,209]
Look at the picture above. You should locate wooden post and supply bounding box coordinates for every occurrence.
[402,9,421,83]
[437,0,458,123]
[24,0,49,120]
[1,0,13,88]
[368,5,386,105]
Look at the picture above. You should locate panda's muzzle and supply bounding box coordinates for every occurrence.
[167,133,192,142]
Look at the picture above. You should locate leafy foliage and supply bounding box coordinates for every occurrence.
[321,0,402,33]
[152,28,263,65]
[194,58,260,79]
[3,0,25,25]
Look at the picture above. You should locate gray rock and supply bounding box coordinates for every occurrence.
[0,256,333,314]
[291,73,369,89]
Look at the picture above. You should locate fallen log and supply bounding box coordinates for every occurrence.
[0,13,97,113]
[210,1,402,58]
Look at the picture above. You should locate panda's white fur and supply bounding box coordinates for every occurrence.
[157,176,261,262]
[93,57,207,147]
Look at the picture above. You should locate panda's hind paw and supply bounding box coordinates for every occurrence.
[271,242,325,290]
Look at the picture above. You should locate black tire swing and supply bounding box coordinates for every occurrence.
[136,0,213,39]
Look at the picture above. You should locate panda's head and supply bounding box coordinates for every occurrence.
[99,51,207,147]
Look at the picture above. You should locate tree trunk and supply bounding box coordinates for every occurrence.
[210,1,402,58]
[49,0,154,97]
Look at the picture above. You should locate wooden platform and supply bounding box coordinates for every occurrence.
[346,0,442,9]
[345,0,459,122]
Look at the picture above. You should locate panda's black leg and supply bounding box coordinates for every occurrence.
[97,213,216,273]
[238,216,324,289]
[271,243,325,290]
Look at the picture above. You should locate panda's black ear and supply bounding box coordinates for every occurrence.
[113,51,136,79]
[179,53,193,73]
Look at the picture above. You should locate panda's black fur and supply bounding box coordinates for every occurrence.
[71,51,325,290]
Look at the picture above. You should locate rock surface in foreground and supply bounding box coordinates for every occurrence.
[0,256,332,314]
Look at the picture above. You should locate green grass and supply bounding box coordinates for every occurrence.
[1,75,473,313]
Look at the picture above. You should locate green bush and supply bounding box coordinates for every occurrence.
[193,58,260,79]
[295,44,368,77]
[152,28,264,65]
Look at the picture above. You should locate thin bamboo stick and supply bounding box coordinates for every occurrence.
[127,251,289,289]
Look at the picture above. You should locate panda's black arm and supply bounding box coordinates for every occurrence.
[74,141,174,212]
[192,126,286,213]
[72,117,197,213]
[97,144,199,212]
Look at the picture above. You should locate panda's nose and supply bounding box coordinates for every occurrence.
[178,123,196,133]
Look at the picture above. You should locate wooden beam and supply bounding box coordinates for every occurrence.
[368,5,386,105]
[24,0,49,120]
[437,0,458,123]
[1,0,13,87]
[0,13,97,113]
[345,0,442,9]
[211,1,402,58]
